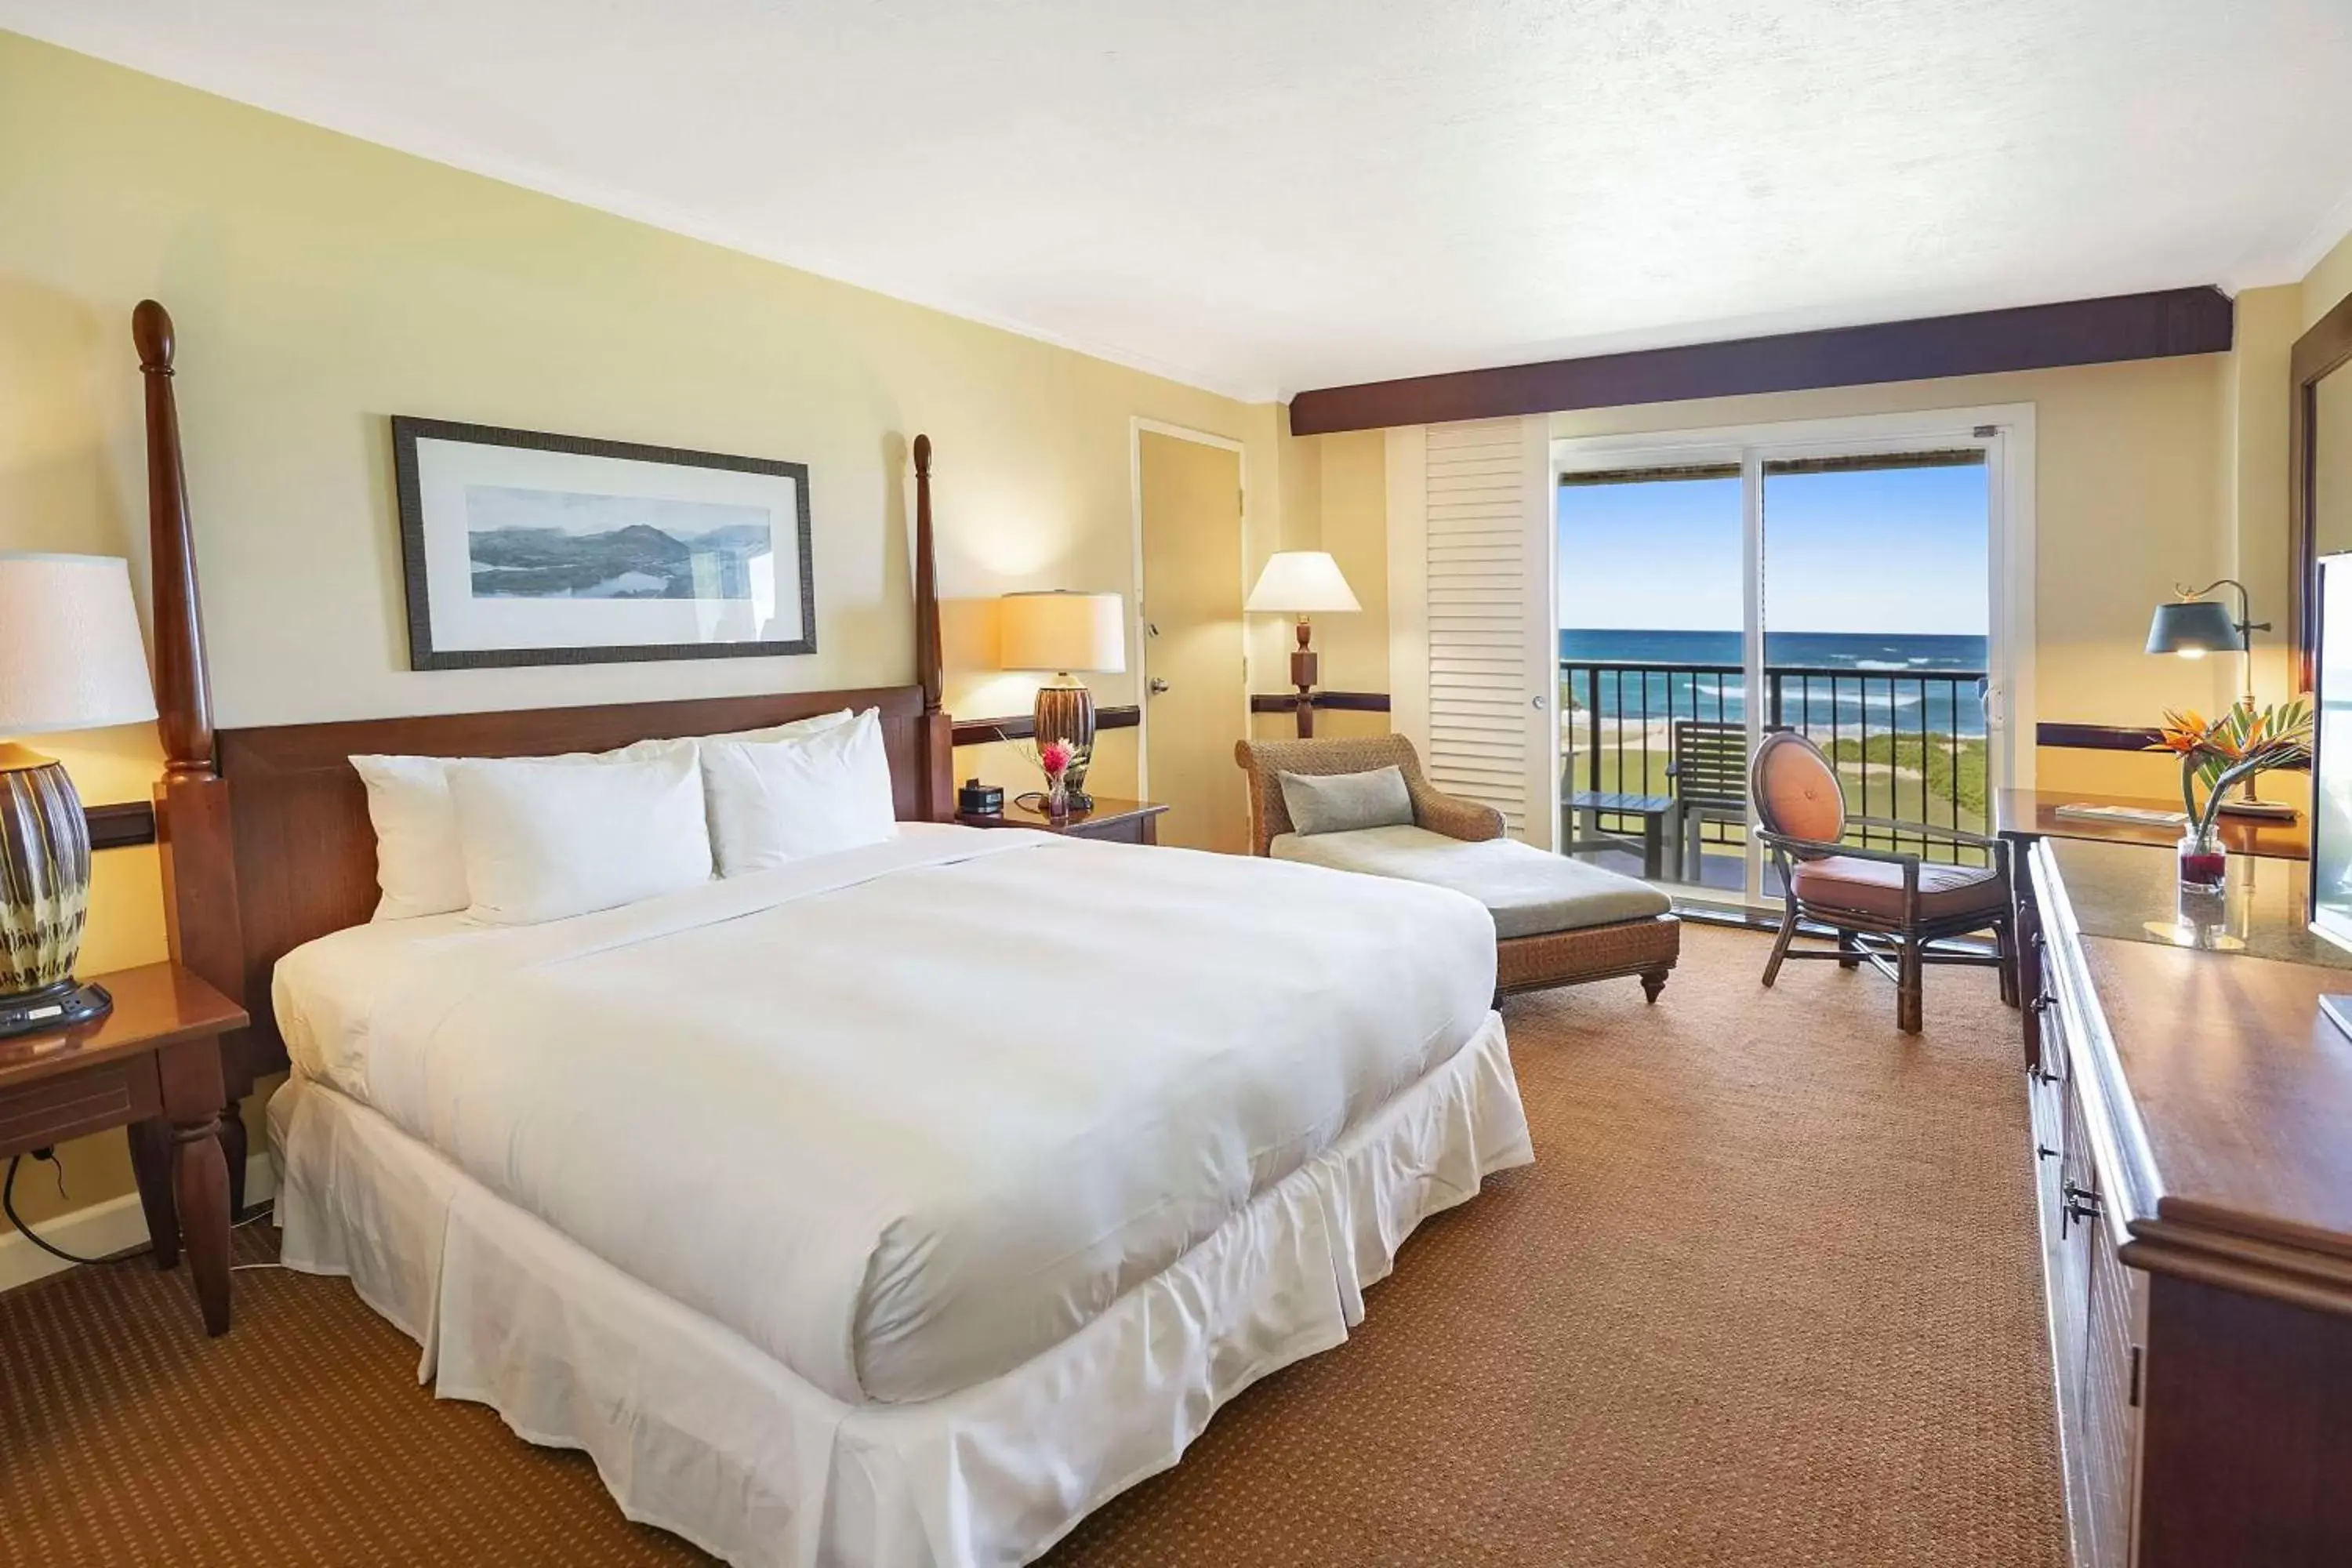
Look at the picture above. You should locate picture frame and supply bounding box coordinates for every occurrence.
[390,416,817,670]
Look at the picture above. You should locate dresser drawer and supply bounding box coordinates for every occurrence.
[0,1057,164,1160]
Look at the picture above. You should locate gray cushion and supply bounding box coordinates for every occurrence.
[1270,824,1672,938]
[1276,765,1414,837]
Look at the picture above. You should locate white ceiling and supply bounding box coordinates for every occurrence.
[8,0,2351,402]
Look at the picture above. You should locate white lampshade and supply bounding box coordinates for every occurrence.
[999,590,1127,674]
[0,553,159,737]
[1246,551,1361,615]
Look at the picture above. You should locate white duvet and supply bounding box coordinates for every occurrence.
[274,823,1498,1406]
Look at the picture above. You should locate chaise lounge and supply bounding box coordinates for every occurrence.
[1236,734,1681,1000]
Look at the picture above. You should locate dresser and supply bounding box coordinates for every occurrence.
[2016,836,2352,1567]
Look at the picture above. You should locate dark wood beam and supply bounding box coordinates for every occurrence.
[1289,287,2234,436]
[951,705,1141,748]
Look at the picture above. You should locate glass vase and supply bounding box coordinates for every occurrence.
[1045,774,1069,818]
[2176,823,2227,892]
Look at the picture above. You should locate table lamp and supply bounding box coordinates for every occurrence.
[1247,550,1360,737]
[999,589,1126,810]
[2147,577,2280,816]
[0,553,159,1037]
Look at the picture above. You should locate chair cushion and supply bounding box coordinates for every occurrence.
[1276,765,1415,836]
[1789,855,2008,923]
[1270,825,1672,938]
[1754,731,1845,842]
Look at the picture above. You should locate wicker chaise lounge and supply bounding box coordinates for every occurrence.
[1235,734,1681,1000]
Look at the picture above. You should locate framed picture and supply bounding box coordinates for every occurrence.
[390,416,816,670]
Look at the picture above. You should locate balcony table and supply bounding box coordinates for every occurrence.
[1563,790,1677,880]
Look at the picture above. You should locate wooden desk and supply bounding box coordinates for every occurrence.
[2016,837,2352,1566]
[1995,786,2307,860]
[0,964,247,1335]
[957,796,1168,844]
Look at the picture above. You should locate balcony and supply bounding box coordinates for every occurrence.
[1559,659,1991,895]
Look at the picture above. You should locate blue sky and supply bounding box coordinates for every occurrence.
[1557,464,1989,634]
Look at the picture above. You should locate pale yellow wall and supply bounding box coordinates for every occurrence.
[2221,285,2302,711]
[1304,429,1392,699]
[0,30,1279,1228]
[2303,227,2352,332]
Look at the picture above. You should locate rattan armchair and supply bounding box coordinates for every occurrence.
[1234,734,1504,854]
[1234,734,1681,1001]
[1751,730,2017,1033]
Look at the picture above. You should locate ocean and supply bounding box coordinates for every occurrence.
[1559,628,1988,738]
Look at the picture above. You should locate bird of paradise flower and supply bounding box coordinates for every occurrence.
[2156,696,2314,833]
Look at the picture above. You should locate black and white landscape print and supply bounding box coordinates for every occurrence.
[464,486,773,601]
[394,416,815,670]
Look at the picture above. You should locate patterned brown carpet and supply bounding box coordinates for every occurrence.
[0,926,2063,1566]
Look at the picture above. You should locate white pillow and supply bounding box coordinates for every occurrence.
[615,708,857,764]
[351,753,474,922]
[701,708,898,875]
[354,746,634,921]
[352,713,852,921]
[449,748,713,924]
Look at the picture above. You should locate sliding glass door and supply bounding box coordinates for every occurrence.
[1555,412,2023,912]
[1759,453,1993,899]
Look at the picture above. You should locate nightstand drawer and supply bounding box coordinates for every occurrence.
[0,1057,163,1160]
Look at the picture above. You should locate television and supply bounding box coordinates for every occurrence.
[2311,553,2352,955]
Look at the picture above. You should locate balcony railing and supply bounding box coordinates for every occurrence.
[1559,659,1990,884]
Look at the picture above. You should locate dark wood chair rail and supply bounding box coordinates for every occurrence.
[1247,691,1392,715]
[951,706,1141,748]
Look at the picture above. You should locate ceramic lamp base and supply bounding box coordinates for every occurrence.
[0,747,96,1006]
[1033,679,1097,809]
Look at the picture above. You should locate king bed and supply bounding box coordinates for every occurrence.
[131,302,1533,1566]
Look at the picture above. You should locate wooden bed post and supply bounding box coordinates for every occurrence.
[912,434,954,820]
[133,300,252,1207]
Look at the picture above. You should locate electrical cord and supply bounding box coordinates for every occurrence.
[3,1152,150,1268]
[4,1150,274,1269]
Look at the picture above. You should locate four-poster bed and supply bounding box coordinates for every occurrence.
[124,299,1533,1568]
[132,299,958,1087]
[128,299,957,1282]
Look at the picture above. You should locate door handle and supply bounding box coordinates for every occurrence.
[1149,677,1170,695]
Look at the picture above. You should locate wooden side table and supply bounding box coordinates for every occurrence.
[957,796,1170,845]
[0,963,247,1335]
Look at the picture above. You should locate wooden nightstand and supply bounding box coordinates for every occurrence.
[957,796,1170,845]
[0,963,247,1335]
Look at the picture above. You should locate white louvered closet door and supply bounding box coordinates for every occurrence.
[1388,416,1556,848]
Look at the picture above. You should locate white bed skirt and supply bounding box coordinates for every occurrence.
[269,1010,1531,1568]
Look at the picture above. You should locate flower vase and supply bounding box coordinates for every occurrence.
[2176,822,2227,892]
[1045,773,1070,819]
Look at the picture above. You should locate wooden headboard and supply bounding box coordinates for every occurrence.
[132,301,956,1087]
